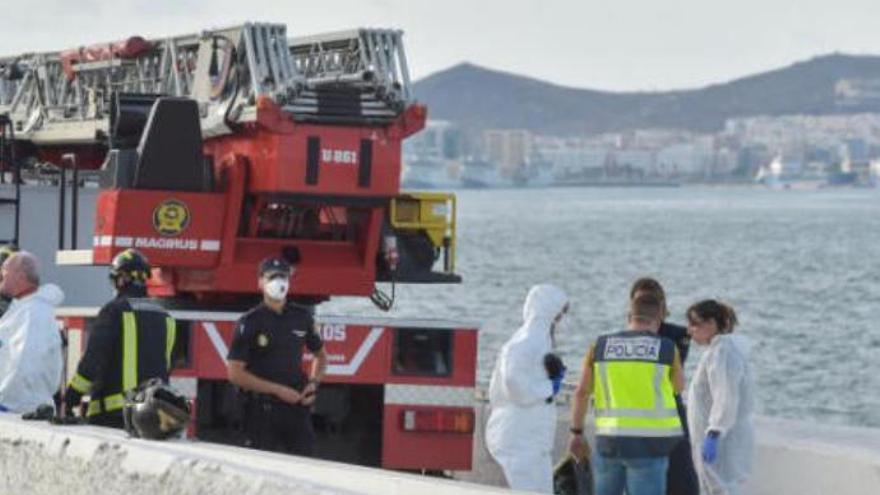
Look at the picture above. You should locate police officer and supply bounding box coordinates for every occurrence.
[63,249,177,428]
[0,244,18,317]
[569,293,684,495]
[630,277,699,495]
[227,256,327,456]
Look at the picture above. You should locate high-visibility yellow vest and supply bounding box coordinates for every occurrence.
[592,331,682,447]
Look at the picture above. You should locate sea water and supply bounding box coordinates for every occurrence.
[322,186,880,429]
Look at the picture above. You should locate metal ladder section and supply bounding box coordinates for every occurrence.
[0,23,296,141]
[287,29,413,121]
[0,23,415,147]
[0,114,20,247]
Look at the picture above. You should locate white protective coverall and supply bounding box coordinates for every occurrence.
[0,284,64,413]
[486,284,568,493]
[687,333,755,495]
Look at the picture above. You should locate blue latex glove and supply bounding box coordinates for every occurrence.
[551,368,566,395]
[702,433,719,464]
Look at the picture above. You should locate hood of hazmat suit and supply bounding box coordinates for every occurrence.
[687,333,755,495]
[486,284,568,493]
[0,284,64,413]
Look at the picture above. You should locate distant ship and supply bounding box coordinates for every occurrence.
[459,159,557,189]
[459,159,516,188]
[755,156,825,190]
[400,157,460,189]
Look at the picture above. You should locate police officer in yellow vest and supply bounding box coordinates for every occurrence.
[63,249,177,428]
[569,293,684,495]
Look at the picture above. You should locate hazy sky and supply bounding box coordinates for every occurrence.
[2,0,878,92]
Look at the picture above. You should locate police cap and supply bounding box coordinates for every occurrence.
[259,257,292,277]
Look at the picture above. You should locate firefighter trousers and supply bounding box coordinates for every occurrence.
[243,398,315,456]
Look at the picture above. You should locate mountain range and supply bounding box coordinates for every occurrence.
[411,54,880,135]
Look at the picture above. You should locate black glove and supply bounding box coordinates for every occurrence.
[63,387,83,417]
[21,404,55,421]
[544,353,566,380]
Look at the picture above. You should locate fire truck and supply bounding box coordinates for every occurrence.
[0,23,477,471]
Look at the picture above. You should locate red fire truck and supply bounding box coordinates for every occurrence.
[0,23,477,471]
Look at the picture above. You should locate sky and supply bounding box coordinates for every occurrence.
[2,0,879,92]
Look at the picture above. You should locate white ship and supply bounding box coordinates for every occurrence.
[400,157,460,189]
[458,159,515,188]
[755,156,825,190]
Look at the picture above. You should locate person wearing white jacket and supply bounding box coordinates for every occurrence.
[686,300,754,495]
[486,284,569,493]
[0,251,64,413]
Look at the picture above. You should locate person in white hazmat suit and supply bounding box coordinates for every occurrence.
[0,251,64,413]
[685,299,754,495]
[486,284,569,493]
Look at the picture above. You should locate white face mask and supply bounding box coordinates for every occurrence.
[263,278,289,301]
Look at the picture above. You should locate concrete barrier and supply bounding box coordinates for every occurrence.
[455,399,880,495]
[748,416,880,495]
[4,404,880,494]
[0,413,514,495]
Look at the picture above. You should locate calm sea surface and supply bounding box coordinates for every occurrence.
[322,186,880,429]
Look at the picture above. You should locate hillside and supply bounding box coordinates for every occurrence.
[412,54,880,134]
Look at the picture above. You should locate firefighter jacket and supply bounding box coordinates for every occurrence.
[67,288,176,418]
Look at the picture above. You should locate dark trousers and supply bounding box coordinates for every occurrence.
[667,395,699,495]
[243,398,315,456]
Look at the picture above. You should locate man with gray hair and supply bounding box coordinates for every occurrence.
[0,251,64,413]
[0,244,18,317]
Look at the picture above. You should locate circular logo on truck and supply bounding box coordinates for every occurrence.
[153,200,190,237]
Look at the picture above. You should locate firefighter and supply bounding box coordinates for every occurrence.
[227,256,327,456]
[0,244,18,317]
[63,248,177,428]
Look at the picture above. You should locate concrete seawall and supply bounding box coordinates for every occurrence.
[3,405,880,494]
[0,414,511,495]
[456,399,880,494]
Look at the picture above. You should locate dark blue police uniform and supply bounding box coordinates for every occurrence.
[659,321,699,495]
[227,301,323,455]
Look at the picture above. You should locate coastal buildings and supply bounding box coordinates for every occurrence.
[403,115,880,188]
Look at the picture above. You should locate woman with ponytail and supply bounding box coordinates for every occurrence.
[686,300,755,495]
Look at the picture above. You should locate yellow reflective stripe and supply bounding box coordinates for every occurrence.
[68,373,93,394]
[595,415,682,433]
[85,393,126,417]
[594,362,610,410]
[122,312,138,392]
[165,317,176,369]
[595,408,679,418]
[595,425,683,437]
